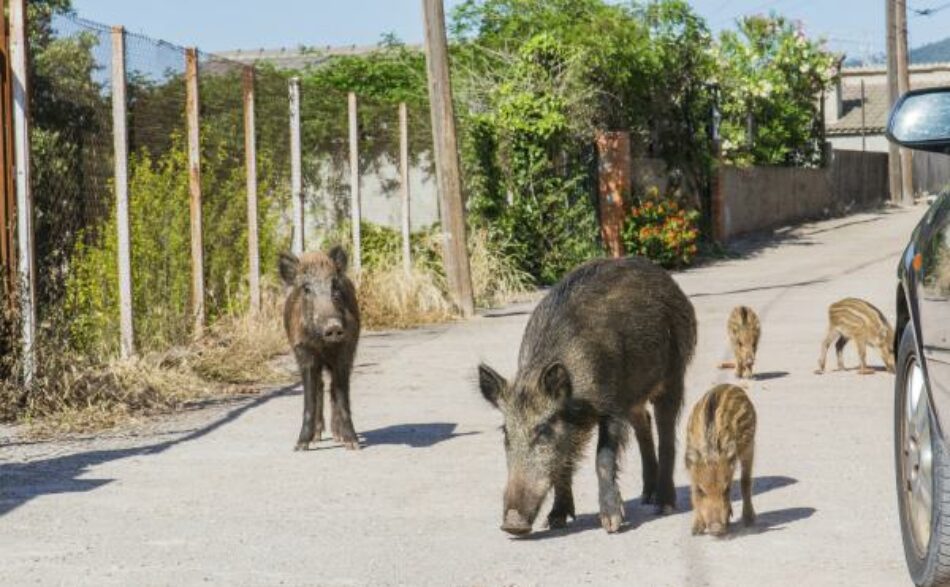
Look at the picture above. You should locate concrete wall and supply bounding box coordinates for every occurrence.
[715,149,888,241]
[913,151,950,196]
[828,134,889,153]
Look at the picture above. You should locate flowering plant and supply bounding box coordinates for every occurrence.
[622,197,700,268]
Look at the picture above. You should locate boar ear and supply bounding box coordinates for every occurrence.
[478,363,507,409]
[541,362,572,402]
[328,245,348,273]
[278,252,299,286]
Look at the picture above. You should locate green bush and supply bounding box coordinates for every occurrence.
[66,134,285,356]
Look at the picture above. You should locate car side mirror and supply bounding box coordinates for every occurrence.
[887,87,950,154]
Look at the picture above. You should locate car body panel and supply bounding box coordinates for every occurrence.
[899,192,950,441]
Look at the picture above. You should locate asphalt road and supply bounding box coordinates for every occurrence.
[0,206,926,586]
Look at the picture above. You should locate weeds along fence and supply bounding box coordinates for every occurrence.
[5,9,434,382]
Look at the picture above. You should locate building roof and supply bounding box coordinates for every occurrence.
[828,65,950,136]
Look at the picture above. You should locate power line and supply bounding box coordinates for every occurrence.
[910,1,950,16]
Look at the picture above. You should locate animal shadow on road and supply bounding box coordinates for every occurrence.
[360,423,479,449]
[521,475,801,540]
[0,384,298,518]
[753,371,789,381]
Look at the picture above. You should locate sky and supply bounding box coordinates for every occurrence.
[70,0,950,59]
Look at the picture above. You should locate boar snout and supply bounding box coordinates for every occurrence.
[323,319,345,343]
[501,477,547,536]
[501,509,532,536]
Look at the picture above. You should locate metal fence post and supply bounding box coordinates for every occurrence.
[10,0,35,384]
[185,47,204,335]
[399,102,411,275]
[348,92,361,272]
[111,25,134,358]
[289,76,303,255]
[243,66,260,313]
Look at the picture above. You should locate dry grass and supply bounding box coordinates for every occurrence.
[0,287,292,436]
[357,264,455,330]
[0,232,533,436]
[468,228,533,307]
[190,288,289,383]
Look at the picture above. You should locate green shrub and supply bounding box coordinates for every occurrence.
[66,134,286,356]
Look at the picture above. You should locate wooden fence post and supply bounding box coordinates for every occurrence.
[112,26,134,358]
[595,131,630,258]
[348,91,361,272]
[243,66,260,313]
[185,48,204,335]
[399,102,411,275]
[10,0,35,384]
[289,76,303,255]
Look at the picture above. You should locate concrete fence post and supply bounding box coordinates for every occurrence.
[243,66,260,313]
[111,25,134,358]
[289,76,303,255]
[10,0,35,384]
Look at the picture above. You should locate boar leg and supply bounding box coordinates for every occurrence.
[654,386,681,514]
[596,417,627,533]
[330,366,360,450]
[547,471,576,529]
[834,336,849,371]
[630,405,658,505]
[855,337,874,375]
[815,327,838,374]
[295,361,322,451]
[740,448,755,526]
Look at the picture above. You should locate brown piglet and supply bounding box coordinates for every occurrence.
[685,384,757,537]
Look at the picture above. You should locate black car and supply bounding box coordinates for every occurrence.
[888,88,950,587]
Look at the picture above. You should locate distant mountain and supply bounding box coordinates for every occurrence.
[911,37,950,64]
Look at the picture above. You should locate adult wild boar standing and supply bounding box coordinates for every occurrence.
[280,247,361,451]
[478,257,697,535]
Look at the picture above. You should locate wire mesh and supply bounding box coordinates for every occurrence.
[31,13,114,314]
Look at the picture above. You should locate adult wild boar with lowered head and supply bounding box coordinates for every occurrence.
[478,257,697,535]
[280,247,361,451]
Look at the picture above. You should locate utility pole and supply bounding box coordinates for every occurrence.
[886,0,903,204]
[421,0,474,317]
[896,0,914,204]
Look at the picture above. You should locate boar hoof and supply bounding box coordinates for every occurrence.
[654,504,675,516]
[691,520,705,536]
[343,440,361,451]
[294,442,309,452]
[639,491,657,505]
[547,513,570,530]
[599,511,624,533]
[743,510,756,527]
[857,367,875,375]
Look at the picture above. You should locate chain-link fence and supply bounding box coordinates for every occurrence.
[6,9,440,366]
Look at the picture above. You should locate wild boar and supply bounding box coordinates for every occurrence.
[280,247,361,451]
[478,256,697,535]
[816,297,895,375]
[722,306,760,379]
[685,383,757,537]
